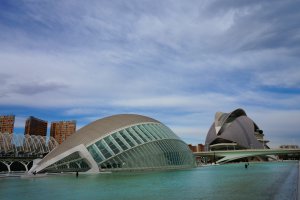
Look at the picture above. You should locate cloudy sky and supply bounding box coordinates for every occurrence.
[0,0,299,147]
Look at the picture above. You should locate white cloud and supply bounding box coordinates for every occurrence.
[14,116,27,129]
[256,67,300,88]
[111,94,237,110]
[250,109,300,134]
[0,0,300,147]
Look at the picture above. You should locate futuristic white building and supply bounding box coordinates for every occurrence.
[205,108,269,151]
[30,114,195,173]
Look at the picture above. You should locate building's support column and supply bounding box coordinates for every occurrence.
[19,161,30,172]
[2,161,12,173]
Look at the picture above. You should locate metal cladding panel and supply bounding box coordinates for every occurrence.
[214,108,247,135]
[205,115,264,149]
[205,124,217,145]
[220,116,263,149]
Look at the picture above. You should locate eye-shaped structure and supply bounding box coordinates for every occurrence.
[205,108,268,150]
[30,114,195,173]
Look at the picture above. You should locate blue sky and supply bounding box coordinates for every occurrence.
[0,0,300,147]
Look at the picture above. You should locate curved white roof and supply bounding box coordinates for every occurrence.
[39,114,160,165]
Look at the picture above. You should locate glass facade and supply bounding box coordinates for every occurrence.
[40,152,90,173]
[41,122,195,172]
[86,123,195,171]
[98,140,194,171]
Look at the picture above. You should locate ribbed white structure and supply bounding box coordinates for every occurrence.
[0,132,58,156]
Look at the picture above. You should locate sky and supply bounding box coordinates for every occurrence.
[0,0,300,148]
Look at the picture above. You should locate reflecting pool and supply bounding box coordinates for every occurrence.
[0,161,298,200]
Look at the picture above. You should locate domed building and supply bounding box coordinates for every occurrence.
[205,108,269,151]
[30,114,195,173]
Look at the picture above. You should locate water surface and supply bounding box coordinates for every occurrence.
[0,161,298,200]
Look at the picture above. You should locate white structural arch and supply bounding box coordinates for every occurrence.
[194,149,300,164]
[0,133,58,156]
[0,133,58,172]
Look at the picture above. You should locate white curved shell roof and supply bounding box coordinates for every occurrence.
[39,114,160,165]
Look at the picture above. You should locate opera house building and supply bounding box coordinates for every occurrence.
[205,108,269,151]
[29,114,195,173]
